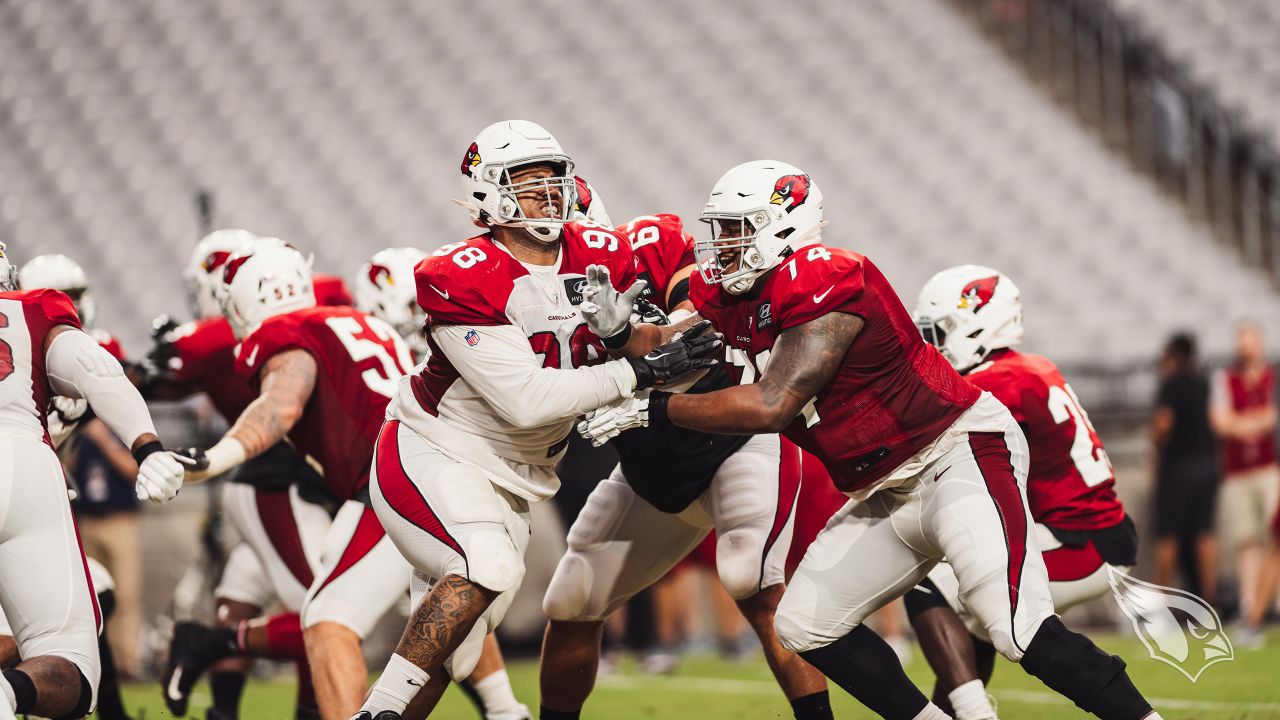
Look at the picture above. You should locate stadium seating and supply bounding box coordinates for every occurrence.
[2,0,1278,366]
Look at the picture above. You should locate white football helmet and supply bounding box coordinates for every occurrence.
[217,242,316,339]
[913,265,1023,373]
[354,247,429,358]
[458,120,577,243]
[697,160,825,295]
[185,228,260,320]
[18,254,96,327]
[0,243,15,291]
[571,176,612,227]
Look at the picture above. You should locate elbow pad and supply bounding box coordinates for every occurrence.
[46,330,156,445]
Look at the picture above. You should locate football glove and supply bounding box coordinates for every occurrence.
[580,264,647,348]
[134,443,190,504]
[626,320,721,391]
[578,392,651,446]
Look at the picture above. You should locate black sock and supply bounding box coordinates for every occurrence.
[540,707,581,720]
[210,671,246,718]
[1020,616,1153,720]
[210,625,241,657]
[457,677,486,717]
[95,630,131,720]
[799,625,929,720]
[3,669,35,714]
[790,690,834,719]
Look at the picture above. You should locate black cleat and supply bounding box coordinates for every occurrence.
[163,622,237,716]
[349,712,402,720]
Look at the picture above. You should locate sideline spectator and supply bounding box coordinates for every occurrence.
[1151,333,1218,603]
[1210,321,1279,617]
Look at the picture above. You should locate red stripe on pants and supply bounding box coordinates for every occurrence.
[254,488,315,588]
[375,421,468,561]
[969,432,1027,628]
[311,507,386,596]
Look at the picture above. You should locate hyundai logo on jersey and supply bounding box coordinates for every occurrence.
[756,302,774,330]
[464,329,480,347]
[564,278,588,305]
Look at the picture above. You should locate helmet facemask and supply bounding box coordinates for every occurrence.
[696,210,779,295]
[0,244,15,292]
[485,158,577,243]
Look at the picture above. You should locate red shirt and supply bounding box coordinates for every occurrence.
[314,274,354,307]
[236,306,413,501]
[967,349,1125,530]
[0,289,81,443]
[168,317,257,422]
[691,245,979,494]
[616,214,696,313]
[1216,365,1277,474]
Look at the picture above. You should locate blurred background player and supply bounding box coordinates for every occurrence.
[541,211,831,720]
[167,242,415,720]
[907,265,1139,720]
[356,120,718,719]
[0,242,186,719]
[354,246,531,720]
[1150,333,1219,605]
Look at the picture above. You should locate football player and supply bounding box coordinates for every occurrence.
[906,265,1138,719]
[579,161,1161,720]
[146,229,336,720]
[355,247,531,720]
[0,242,185,720]
[540,211,831,720]
[353,120,718,720]
[172,242,416,720]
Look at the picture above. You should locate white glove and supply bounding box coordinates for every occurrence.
[47,396,88,448]
[136,450,190,504]
[580,264,647,344]
[577,392,651,447]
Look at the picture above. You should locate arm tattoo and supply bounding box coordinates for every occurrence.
[227,349,317,457]
[396,574,498,668]
[759,312,863,419]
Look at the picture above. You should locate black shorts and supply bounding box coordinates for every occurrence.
[1154,461,1219,538]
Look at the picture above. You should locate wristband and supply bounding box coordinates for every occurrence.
[131,440,165,465]
[204,437,249,477]
[648,391,671,427]
[601,322,633,350]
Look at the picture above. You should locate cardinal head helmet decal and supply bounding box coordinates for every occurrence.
[461,142,481,177]
[1107,567,1233,682]
[958,275,999,313]
[770,174,810,213]
[573,176,593,215]
[367,263,393,288]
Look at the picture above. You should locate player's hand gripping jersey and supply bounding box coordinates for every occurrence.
[967,349,1126,531]
[692,246,981,497]
[0,288,82,442]
[236,305,413,502]
[390,222,638,502]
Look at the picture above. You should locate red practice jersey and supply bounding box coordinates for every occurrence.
[0,289,82,443]
[166,316,257,422]
[616,214,696,313]
[314,274,354,307]
[691,245,980,495]
[236,306,414,501]
[967,350,1125,531]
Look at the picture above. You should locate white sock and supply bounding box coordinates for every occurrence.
[361,653,429,715]
[473,669,528,718]
[1143,714,1164,720]
[914,702,954,720]
[949,679,997,719]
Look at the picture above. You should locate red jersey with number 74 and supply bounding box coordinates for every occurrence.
[690,244,980,496]
[967,349,1125,530]
[235,306,414,501]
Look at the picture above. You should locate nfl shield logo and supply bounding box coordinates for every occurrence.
[465,329,480,347]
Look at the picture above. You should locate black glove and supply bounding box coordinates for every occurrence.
[633,297,670,326]
[171,447,211,473]
[627,320,722,391]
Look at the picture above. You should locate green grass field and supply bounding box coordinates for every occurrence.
[118,631,1280,719]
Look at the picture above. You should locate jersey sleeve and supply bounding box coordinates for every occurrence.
[235,315,310,379]
[621,214,696,311]
[967,366,1034,424]
[415,245,514,328]
[34,289,82,331]
[771,248,865,330]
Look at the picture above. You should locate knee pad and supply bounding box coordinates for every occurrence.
[1019,616,1131,715]
[464,529,524,594]
[542,552,599,622]
[715,529,765,600]
[773,588,828,653]
[566,479,632,551]
[902,577,949,620]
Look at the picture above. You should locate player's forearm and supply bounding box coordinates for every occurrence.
[226,395,300,460]
[663,384,795,435]
[498,362,636,427]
